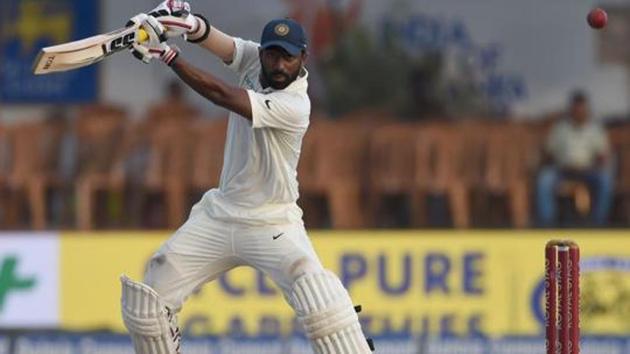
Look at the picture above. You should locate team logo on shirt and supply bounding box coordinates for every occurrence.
[274,24,290,36]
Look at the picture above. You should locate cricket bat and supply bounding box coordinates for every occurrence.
[32,26,149,75]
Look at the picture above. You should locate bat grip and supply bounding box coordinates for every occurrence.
[138,29,149,43]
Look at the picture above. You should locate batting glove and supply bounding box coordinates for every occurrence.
[128,13,166,45]
[129,15,179,66]
[147,0,209,43]
[160,13,210,43]
[132,42,180,66]
[148,0,191,18]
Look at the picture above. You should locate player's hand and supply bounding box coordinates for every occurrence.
[127,13,166,45]
[132,41,180,66]
[148,0,191,18]
[146,0,209,43]
[127,13,166,63]
[146,0,204,41]
[130,14,166,46]
[129,15,179,66]
[154,14,201,40]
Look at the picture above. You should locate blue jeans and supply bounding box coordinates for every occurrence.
[536,167,614,226]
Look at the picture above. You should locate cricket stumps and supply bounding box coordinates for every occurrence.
[545,240,580,354]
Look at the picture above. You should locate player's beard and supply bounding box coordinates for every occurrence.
[261,64,300,90]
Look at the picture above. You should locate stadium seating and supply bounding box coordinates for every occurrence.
[2,112,630,230]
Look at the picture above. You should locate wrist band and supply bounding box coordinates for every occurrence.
[161,47,180,66]
[165,51,179,66]
[187,14,210,43]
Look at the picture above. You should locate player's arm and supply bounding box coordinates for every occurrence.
[168,54,309,134]
[145,1,235,63]
[195,26,236,64]
[166,15,236,63]
[131,15,264,121]
[169,52,309,133]
[159,12,236,63]
[170,57,251,119]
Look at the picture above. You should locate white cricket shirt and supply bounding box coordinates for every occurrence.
[200,38,311,225]
[546,118,609,169]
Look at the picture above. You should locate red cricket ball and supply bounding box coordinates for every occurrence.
[587,8,608,29]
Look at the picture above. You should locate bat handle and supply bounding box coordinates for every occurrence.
[138,29,149,43]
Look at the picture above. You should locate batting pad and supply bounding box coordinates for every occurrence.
[120,275,181,354]
[290,270,373,353]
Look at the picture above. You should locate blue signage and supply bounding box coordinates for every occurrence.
[0,0,99,103]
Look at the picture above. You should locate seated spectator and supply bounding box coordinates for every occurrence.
[536,91,613,226]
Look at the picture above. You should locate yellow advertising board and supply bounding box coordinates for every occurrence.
[59,230,630,337]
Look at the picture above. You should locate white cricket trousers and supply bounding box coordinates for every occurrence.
[144,203,324,311]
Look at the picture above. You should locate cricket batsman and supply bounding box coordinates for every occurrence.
[119,1,374,353]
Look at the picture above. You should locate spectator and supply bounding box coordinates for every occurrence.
[536,91,613,226]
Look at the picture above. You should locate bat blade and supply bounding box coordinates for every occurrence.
[32,26,147,75]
